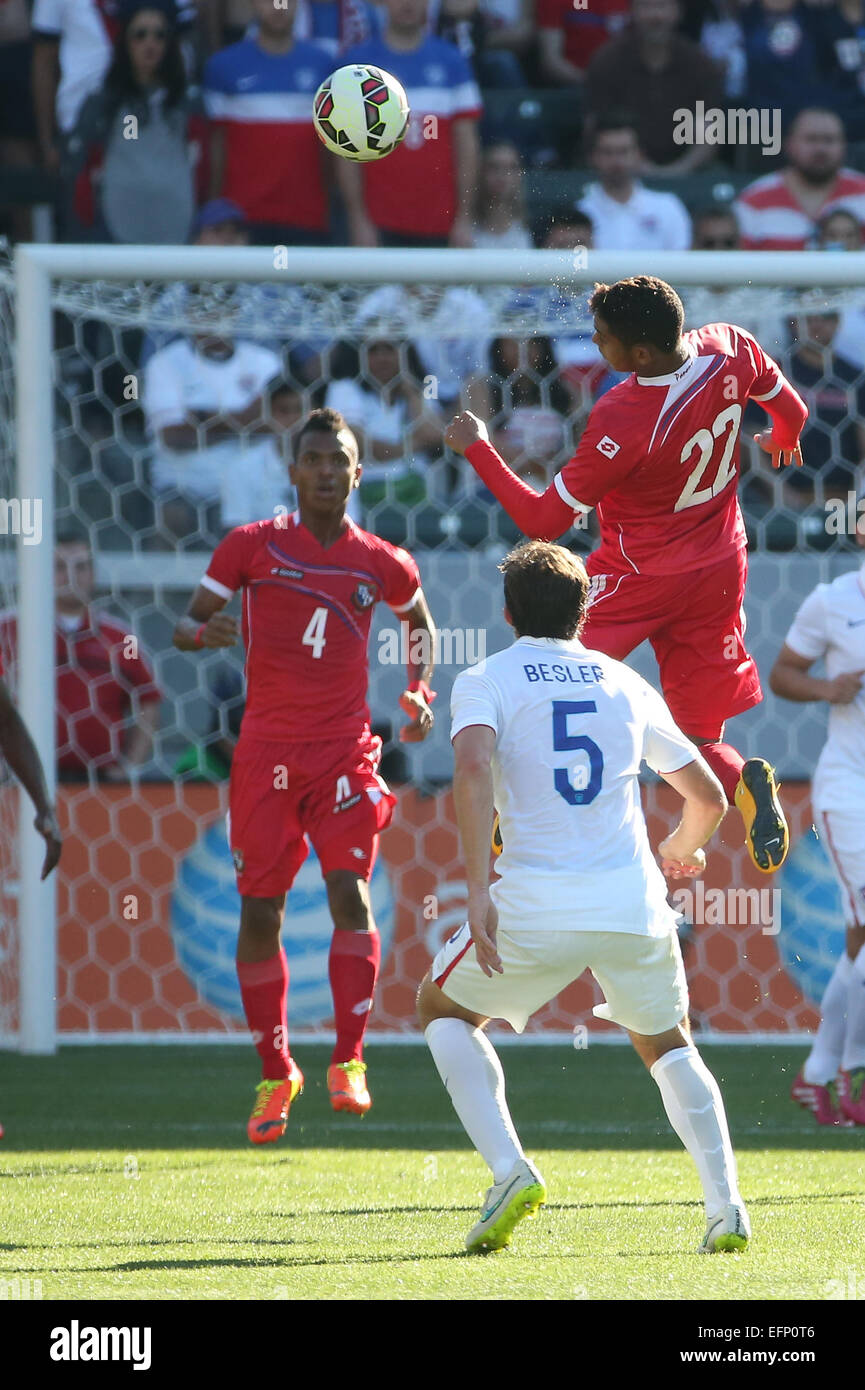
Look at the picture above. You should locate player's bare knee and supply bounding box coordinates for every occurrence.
[629,1017,692,1070]
[325,870,373,932]
[237,895,284,955]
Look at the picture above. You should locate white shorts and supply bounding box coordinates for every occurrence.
[814,808,865,928]
[431,921,689,1036]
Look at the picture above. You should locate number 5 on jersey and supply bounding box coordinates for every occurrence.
[302,606,328,659]
[552,699,604,806]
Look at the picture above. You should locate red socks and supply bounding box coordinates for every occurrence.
[698,741,745,806]
[329,928,381,1064]
[237,951,291,1080]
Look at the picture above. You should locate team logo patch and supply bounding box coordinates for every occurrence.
[271,566,304,579]
[334,793,362,813]
[596,435,621,459]
[587,574,608,607]
[351,581,378,611]
[232,847,245,874]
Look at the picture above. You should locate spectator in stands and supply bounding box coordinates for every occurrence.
[66,2,207,244]
[435,0,524,87]
[472,142,532,249]
[0,0,40,241]
[778,312,865,509]
[354,282,493,418]
[692,203,741,248]
[0,530,162,782]
[740,0,827,122]
[203,0,332,245]
[143,323,289,546]
[537,0,628,87]
[816,208,865,371]
[339,0,482,247]
[811,0,865,140]
[489,335,573,491]
[577,116,692,251]
[325,337,445,513]
[584,0,724,173]
[695,0,747,98]
[294,0,382,56]
[31,0,196,179]
[474,0,533,78]
[735,107,865,249]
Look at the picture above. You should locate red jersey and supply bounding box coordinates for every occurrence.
[551,323,803,576]
[202,513,422,743]
[0,609,161,773]
[735,168,865,250]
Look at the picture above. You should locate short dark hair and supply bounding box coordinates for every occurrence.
[540,207,593,243]
[589,113,640,150]
[55,523,92,549]
[500,540,589,640]
[295,406,355,454]
[588,275,684,352]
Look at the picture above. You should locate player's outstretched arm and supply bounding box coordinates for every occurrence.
[656,757,727,881]
[770,644,865,705]
[0,679,62,879]
[751,370,807,470]
[452,725,502,976]
[173,585,239,652]
[445,411,576,540]
[398,591,436,743]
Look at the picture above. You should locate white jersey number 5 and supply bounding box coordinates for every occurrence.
[302,606,328,659]
[674,403,743,512]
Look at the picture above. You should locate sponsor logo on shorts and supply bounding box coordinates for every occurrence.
[447,923,466,945]
[587,574,608,606]
[334,793,362,814]
[351,581,378,611]
[232,847,245,874]
[596,435,620,459]
[349,847,367,860]
[270,566,304,579]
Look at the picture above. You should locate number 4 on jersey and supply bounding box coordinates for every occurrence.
[302,606,328,659]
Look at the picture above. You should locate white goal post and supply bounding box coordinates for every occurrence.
[12,244,865,1054]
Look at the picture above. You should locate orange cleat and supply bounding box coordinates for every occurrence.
[247,1058,304,1144]
[328,1059,372,1115]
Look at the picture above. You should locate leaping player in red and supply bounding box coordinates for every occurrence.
[447,275,807,876]
[174,408,436,1142]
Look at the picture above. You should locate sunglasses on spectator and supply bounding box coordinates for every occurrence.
[129,25,169,40]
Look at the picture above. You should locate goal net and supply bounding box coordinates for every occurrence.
[2,244,863,1050]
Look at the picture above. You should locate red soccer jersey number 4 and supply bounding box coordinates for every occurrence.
[555,323,794,576]
[202,515,421,742]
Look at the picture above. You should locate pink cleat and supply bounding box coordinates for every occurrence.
[838,1068,865,1125]
[791,1070,853,1127]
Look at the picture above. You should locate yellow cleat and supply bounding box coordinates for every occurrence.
[734,758,789,874]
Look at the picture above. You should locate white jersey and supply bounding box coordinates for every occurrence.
[783,564,865,813]
[450,635,699,936]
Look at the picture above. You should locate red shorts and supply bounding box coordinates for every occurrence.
[581,547,762,741]
[227,728,396,898]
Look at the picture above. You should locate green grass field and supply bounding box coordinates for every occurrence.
[1,1043,862,1301]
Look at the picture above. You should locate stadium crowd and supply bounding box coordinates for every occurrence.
[2,0,865,773]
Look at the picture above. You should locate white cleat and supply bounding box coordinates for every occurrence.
[699,1202,751,1254]
[465,1158,547,1254]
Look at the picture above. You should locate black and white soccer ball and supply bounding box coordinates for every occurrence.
[313,64,410,163]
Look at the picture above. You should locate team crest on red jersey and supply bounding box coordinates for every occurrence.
[351,581,378,611]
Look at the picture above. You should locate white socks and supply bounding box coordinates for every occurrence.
[842,944,865,1073]
[650,1045,742,1217]
[424,1017,524,1183]
[803,951,852,1084]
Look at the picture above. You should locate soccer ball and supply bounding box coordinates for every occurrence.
[313,64,410,162]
